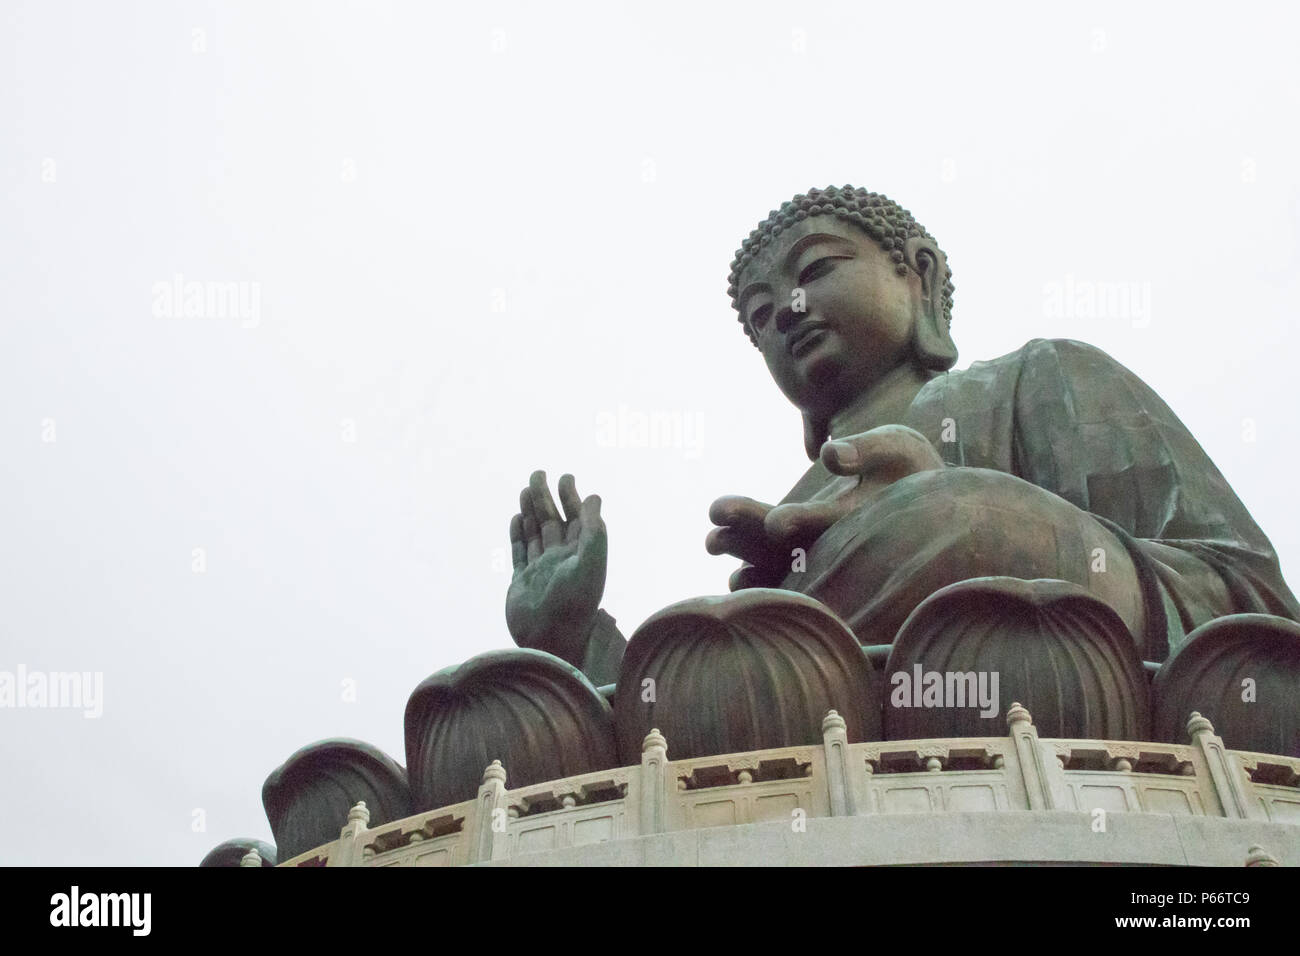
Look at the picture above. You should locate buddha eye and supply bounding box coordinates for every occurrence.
[749,303,773,332]
[798,256,841,285]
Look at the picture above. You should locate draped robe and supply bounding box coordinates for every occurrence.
[778,338,1300,661]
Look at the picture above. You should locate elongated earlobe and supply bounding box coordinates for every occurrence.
[905,239,958,371]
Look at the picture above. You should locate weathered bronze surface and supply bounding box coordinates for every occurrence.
[232,185,1300,864]
[612,589,881,762]
[1153,614,1300,756]
[262,738,411,861]
[510,185,1297,672]
[884,576,1150,741]
[500,185,1298,756]
[404,648,618,810]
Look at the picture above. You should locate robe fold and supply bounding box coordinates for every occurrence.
[784,338,1299,661]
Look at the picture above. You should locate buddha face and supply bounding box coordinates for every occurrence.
[735,216,927,418]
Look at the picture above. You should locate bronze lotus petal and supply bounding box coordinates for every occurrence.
[613,589,881,764]
[262,738,411,861]
[404,648,619,811]
[883,577,1150,741]
[1153,613,1300,757]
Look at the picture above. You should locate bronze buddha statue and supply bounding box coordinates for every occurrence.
[508,185,1300,678]
[245,186,1300,860]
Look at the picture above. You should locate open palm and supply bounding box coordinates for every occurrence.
[506,471,607,667]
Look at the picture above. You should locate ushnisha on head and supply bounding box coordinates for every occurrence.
[729,186,959,457]
[728,185,955,340]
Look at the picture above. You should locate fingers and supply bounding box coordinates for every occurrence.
[820,425,941,479]
[558,474,582,523]
[529,470,562,523]
[764,499,848,549]
[528,469,565,549]
[708,495,772,530]
[519,471,596,556]
[707,495,782,570]
[509,513,527,571]
[705,524,776,567]
[728,564,752,592]
[704,525,738,556]
[540,518,562,549]
[577,494,604,546]
[574,494,608,581]
[728,563,775,592]
[558,474,584,544]
[820,438,861,475]
[520,488,543,561]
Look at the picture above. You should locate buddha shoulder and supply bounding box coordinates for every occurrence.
[779,338,1133,505]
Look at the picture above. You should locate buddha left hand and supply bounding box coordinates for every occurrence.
[764,424,946,555]
[708,425,945,591]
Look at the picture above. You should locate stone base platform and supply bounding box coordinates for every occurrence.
[272,706,1299,868]
[484,810,1298,867]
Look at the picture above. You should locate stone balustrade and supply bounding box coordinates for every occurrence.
[274,706,1300,867]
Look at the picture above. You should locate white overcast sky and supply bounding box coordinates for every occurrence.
[3,1,1299,865]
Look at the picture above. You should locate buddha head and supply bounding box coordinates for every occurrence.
[728,186,957,458]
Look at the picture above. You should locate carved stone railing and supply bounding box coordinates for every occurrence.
[275,707,1300,867]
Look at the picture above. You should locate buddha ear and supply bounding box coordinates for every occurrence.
[903,237,957,371]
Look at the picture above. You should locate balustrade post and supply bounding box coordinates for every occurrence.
[1187,712,1258,820]
[326,800,371,867]
[639,729,669,835]
[1007,703,1059,810]
[822,710,856,816]
[470,760,509,863]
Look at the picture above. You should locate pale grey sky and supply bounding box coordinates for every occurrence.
[3,1,1299,865]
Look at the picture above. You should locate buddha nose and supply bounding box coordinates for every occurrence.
[775,303,799,334]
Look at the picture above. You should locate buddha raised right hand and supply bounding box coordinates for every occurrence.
[506,471,608,668]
